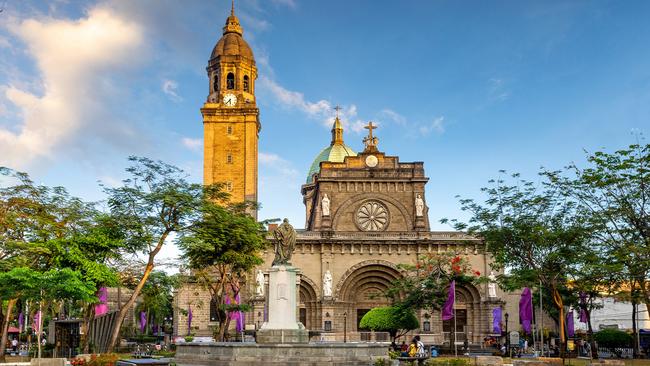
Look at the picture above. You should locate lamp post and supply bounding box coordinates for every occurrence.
[343,311,348,343]
[504,312,509,357]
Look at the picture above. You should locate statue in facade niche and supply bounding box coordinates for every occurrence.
[255,269,265,297]
[323,270,333,297]
[488,271,497,298]
[321,194,331,217]
[415,194,424,217]
[272,218,296,266]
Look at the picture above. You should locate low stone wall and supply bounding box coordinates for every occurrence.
[29,359,66,366]
[590,360,625,366]
[175,342,390,366]
[474,356,503,366]
[512,358,562,366]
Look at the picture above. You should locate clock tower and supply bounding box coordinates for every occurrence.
[202,4,259,219]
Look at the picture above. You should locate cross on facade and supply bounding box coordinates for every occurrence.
[364,121,377,139]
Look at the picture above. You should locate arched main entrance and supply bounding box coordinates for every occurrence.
[335,260,402,331]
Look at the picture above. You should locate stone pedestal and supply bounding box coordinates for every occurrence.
[258,265,308,343]
[414,216,426,231]
[321,215,331,228]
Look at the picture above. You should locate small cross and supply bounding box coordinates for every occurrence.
[364,121,377,139]
[333,105,342,118]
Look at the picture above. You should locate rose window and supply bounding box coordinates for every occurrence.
[356,201,389,231]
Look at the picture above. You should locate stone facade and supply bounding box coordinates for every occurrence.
[176,7,536,345]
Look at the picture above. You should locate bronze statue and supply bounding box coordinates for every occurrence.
[272,218,296,266]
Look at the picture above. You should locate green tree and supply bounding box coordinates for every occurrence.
[546,143,650,357]
[103,157,220,351]
[388,252,479,313]
[359,306,419,342]
[443,173,593,354]
[178,200,267,341]
[593,328,634,353]
[0,168,107,360]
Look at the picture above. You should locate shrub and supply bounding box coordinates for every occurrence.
[359,306,419,341]
[88,353,120,366]
[373,358,390,366]
[593,329,633,350]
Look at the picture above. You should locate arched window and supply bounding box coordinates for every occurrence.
[243,75,249,92]
[213,74,219,92]
[226,73,235,90]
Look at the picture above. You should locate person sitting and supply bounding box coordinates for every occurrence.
[408,338,418,357]
[400,341,409,357]
[415,336,426,358]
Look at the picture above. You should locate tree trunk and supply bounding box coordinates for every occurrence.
[81,303,95,353]
[0,299,17,363]
[551,288,565,357]
[586,309,597,358]
[106,231,169,352]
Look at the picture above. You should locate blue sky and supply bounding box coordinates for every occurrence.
[1,0,649,263]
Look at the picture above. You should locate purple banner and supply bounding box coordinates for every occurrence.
[579,292,588,323]
[567,310,575,337]
[95,287,108,317]
[18,312,24,331]
[519,287,532,334]
[140,311,147,334]
[33,311,41,332]
[441,280,455,320]
[492,308,502,334]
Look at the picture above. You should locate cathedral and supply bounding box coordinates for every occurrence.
[173,7,522,345]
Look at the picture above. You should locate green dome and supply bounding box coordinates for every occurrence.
[306,144,357,183]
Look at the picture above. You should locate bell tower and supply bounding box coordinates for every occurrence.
[202,3,260,219]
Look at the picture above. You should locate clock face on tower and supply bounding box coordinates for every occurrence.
[223,93,237,107]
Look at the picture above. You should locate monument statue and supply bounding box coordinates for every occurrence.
[323,270,333,297]
[255,269,265,297]
[272,218,296,266]
[321,194,331,217]
[415,194,424,217]
[488,271,497,298]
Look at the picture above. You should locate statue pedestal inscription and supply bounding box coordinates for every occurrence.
[258,265,308,343]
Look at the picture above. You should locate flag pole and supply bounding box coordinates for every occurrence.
[531,287,536,355]
[453,285,458,357]
[539,280,544,357]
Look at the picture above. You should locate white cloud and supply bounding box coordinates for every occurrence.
[258,75,373,135]
[259,75,331,118]
[271,0,297,9]
[419,116,445,135]
[378,109,406,125]
[0,6,143,169]
[181,137,202,152]
[162,79,182,102]
[259,152,299,177]
[0,36,11,48]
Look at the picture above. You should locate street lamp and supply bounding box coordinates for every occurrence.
[343,311,348,343]
[504,312,509,357]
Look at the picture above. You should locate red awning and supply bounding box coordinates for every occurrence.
[8,326,20,333]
